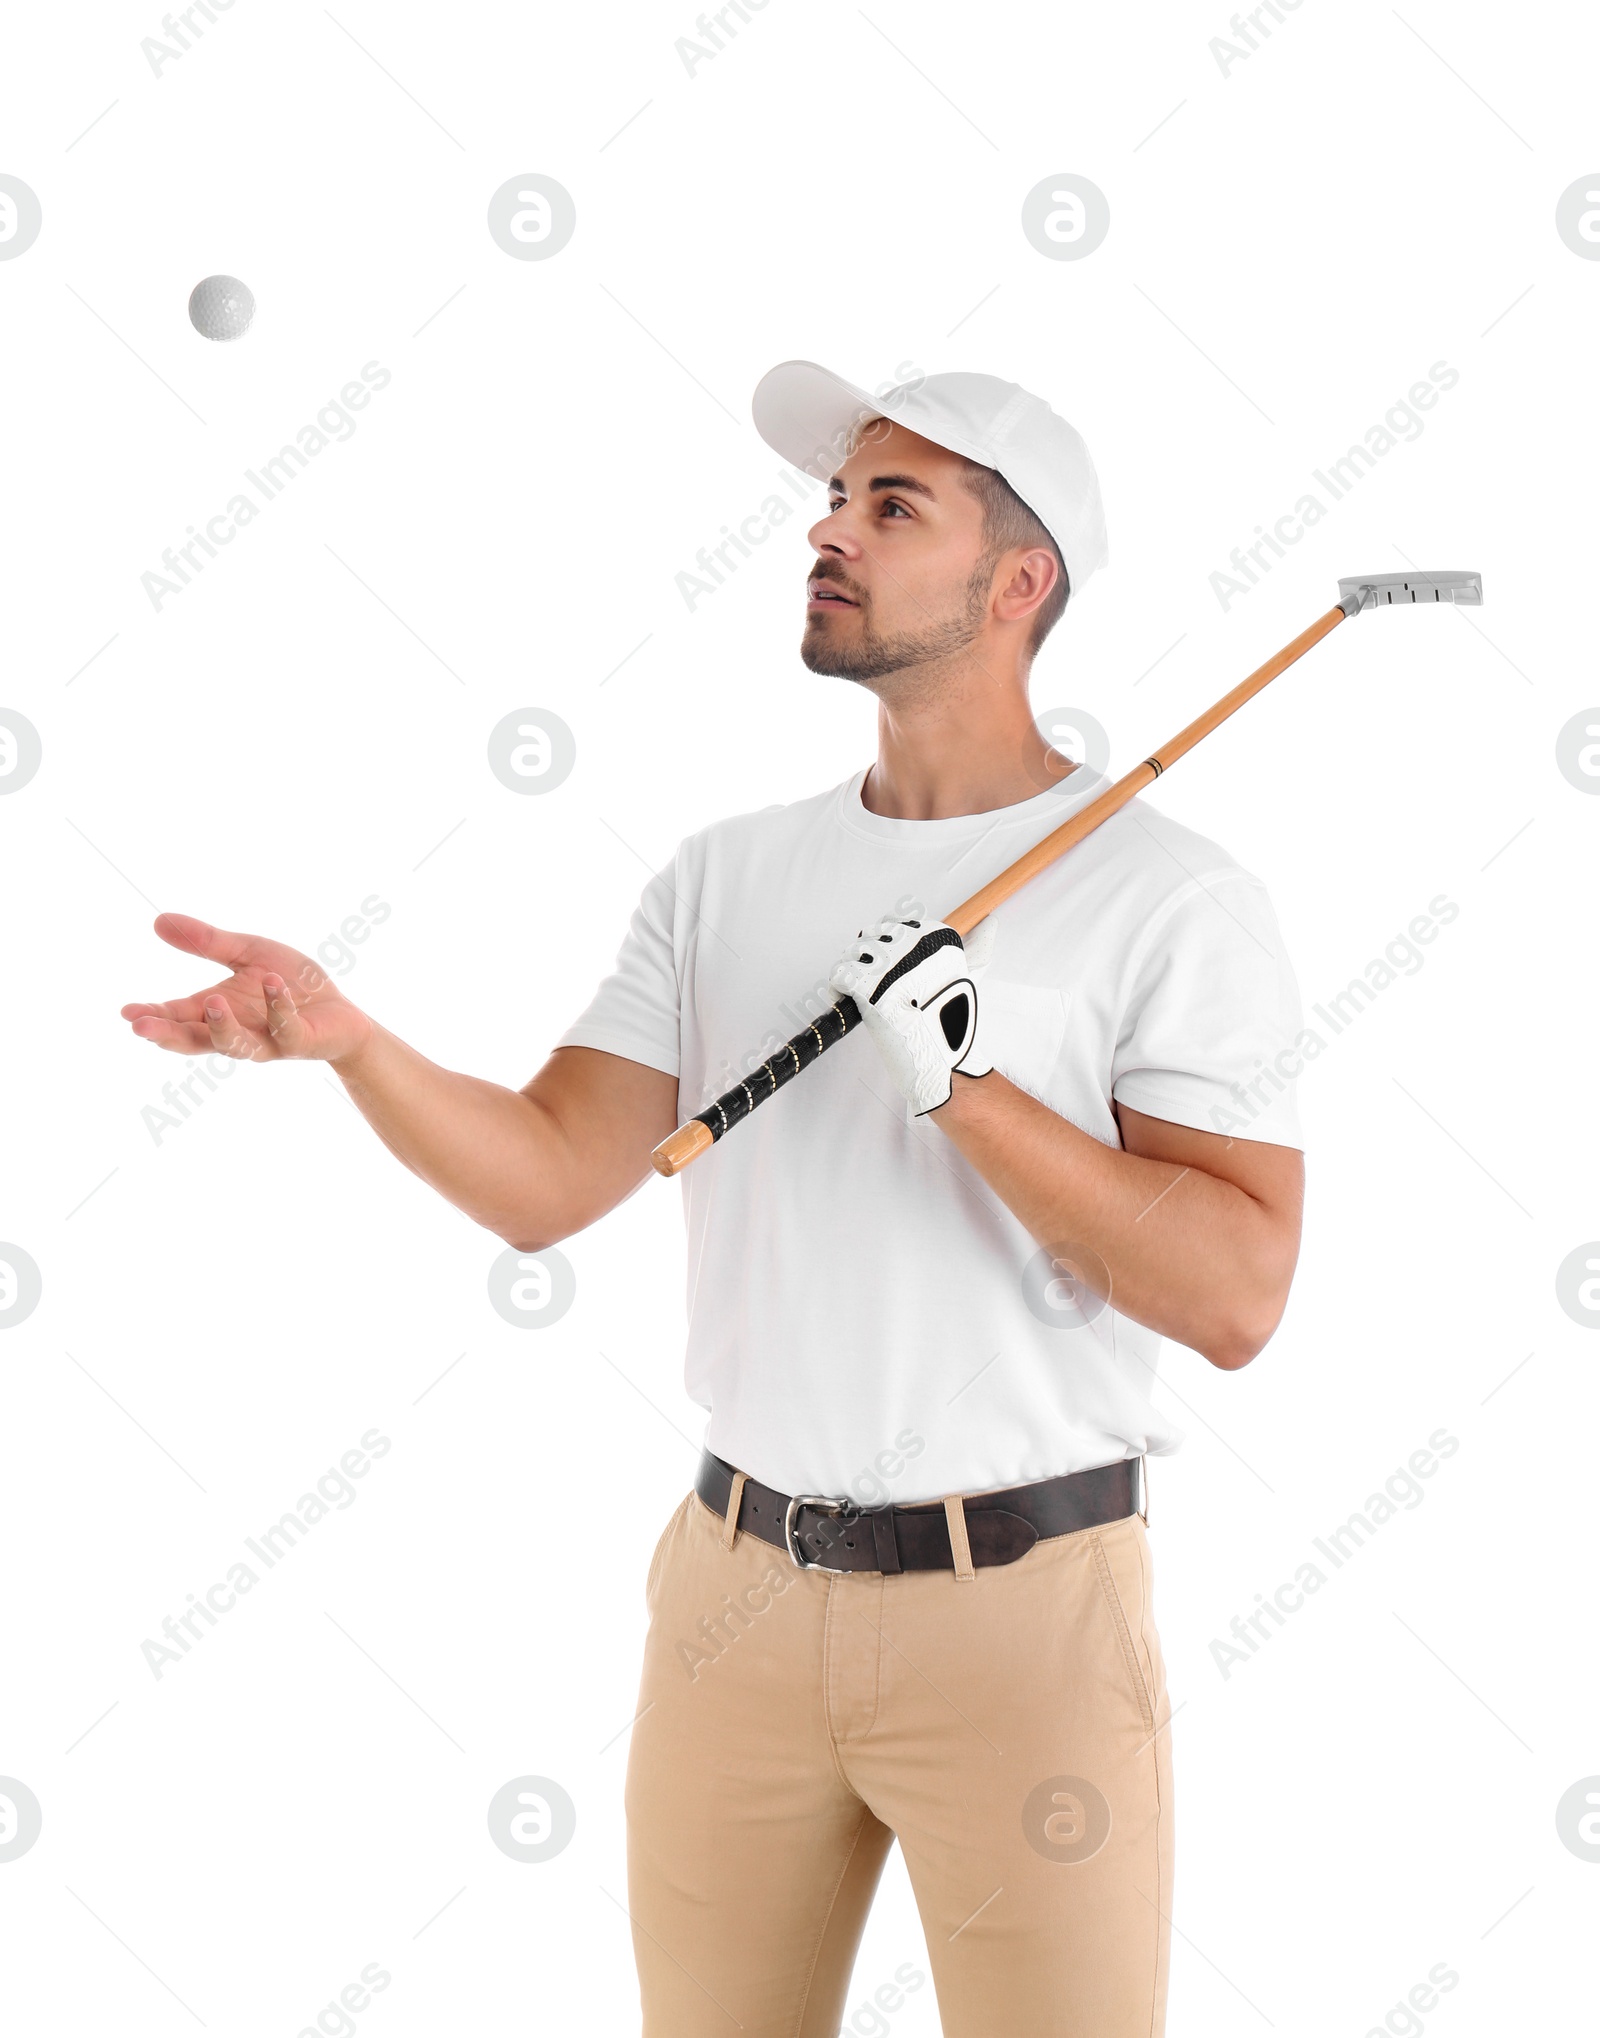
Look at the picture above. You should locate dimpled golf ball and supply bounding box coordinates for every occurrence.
[188,274,254,341]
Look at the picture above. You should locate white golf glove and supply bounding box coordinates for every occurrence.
[829,915,996,1116]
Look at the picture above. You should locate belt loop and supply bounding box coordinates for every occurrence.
[943,1495,977,1582]
[870,1507,904,1575]
[721,1469,747,1551]
[1136,1455,1148,1526]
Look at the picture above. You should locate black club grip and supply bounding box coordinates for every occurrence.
[693,996,862,1142]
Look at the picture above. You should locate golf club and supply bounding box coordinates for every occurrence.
[650,571,1483,1178]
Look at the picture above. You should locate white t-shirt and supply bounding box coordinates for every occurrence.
[558,768,1305,1506]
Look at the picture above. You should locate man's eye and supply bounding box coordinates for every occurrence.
[881,499,910,516]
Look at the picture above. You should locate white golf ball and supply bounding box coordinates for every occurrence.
[188,274,255,341]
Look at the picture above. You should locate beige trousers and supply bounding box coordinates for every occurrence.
[624,1482,1174,2036]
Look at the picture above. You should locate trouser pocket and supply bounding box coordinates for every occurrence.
[644,1491,693,1607]
[1089,1520,1158,1734]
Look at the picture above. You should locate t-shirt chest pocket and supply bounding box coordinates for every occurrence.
[980,980,1073,1090]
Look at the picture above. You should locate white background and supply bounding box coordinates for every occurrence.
[3,0,1598,2031]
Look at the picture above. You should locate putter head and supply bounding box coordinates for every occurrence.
[1338,571,1482,617]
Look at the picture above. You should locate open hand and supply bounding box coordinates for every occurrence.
[121,912,374,1066]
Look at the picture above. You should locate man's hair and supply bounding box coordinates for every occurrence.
[954,457,1069,660]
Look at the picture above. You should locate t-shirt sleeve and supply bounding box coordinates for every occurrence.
[554,860,682,1078]
[1110,871,1306,1149]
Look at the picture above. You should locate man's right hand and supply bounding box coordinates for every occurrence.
[121,911,375,1068]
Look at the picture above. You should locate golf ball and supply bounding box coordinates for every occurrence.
[188,274,255,341]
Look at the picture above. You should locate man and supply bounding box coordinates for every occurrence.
[124,361,1306,2036]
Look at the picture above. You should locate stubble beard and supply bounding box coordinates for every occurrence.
[800,558,995,700]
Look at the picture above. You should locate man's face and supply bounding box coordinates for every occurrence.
[800,420,994,689]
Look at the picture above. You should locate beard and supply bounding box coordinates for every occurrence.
[800,556,993,690]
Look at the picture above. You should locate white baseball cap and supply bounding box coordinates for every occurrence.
[750,359,1109,600]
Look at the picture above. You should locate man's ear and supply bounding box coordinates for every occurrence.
[993,546,1060,627]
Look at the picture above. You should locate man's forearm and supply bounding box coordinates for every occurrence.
[329,1029,677,1250]
[931,1071,1297,1367]
[329,1022,579,1244]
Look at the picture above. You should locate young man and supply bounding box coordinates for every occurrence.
[124,361,1306,2036]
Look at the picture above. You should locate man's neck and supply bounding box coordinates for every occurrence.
[859,652,1067,820]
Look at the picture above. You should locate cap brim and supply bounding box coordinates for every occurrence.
[751,359,888,479]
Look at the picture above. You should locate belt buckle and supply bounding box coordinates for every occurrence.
[784,1493,858,1572]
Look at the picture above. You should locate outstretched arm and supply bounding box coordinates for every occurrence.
[123,912,678,1249]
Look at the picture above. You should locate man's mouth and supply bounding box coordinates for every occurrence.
[807,577,859,611]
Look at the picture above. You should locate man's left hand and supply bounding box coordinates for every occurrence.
[829,915,995,1115]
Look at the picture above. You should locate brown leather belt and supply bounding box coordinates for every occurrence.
[694,1448,1145,1574]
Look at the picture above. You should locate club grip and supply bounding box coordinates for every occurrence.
[650,996,862,1176]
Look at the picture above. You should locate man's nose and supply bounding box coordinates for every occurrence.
[807,508,860,557]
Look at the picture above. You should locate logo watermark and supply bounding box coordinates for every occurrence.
[486,174,576,261]
[486,1775,577,1862]
[0,174,42,260]
[0,1777,43,1862]
[1555,1777,1600,1861]
[1555,175,1600,260]
[0,709,43,793]
[0,1244,44,1328]
[1555,708,1600,793]
[487,1246,577,1328]
[1022,1242,1111,1330]
[1555,1242,1600,1328]
[1020,174,1110,261]
[487,709,576,794]
[1021,1774,1113,1862]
